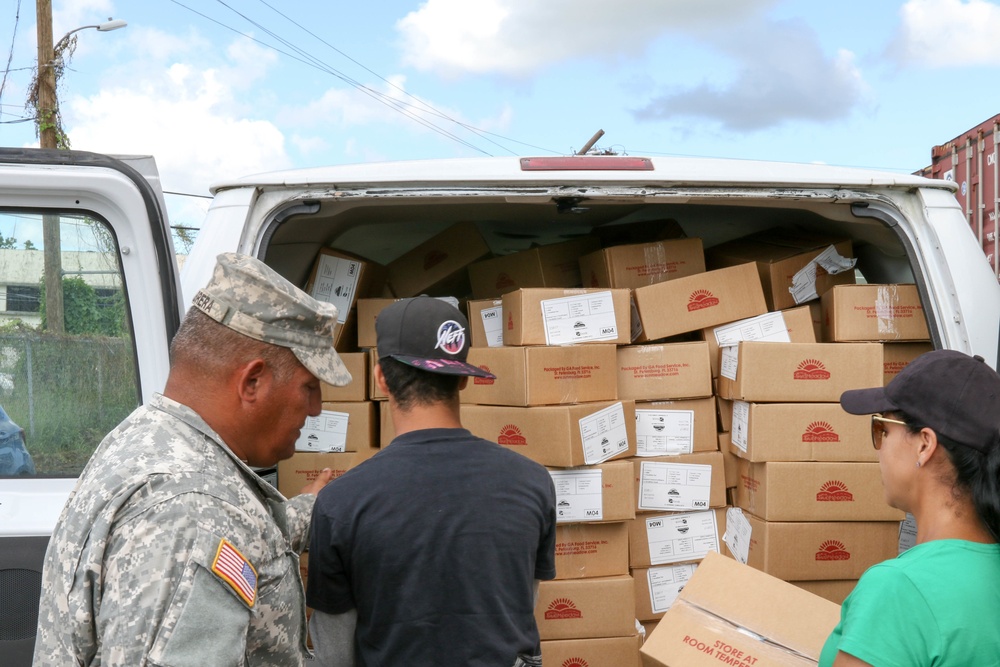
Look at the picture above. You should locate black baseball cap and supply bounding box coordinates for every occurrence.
[376,296,496,379]
[840,349,1000,453]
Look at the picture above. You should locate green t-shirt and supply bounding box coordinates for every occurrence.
[820,539,1000,667]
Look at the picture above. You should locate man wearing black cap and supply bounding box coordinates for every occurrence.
[307,296,557,667]
[820,349,1000,667]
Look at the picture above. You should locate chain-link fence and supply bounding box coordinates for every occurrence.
[0,332,138,475]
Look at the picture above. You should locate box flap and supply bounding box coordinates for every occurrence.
[673,552,840,660]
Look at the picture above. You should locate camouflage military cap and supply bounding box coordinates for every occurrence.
[191,253,352,386]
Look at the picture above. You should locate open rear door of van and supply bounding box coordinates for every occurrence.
[0,147,183,666]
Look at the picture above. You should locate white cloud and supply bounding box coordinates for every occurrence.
[634,19,868,131]
[396,0,778,77]
[278,74,511,151]
[890,0,1000,66]
[63,41,290,199]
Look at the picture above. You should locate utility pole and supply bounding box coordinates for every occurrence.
[36,0,64,333]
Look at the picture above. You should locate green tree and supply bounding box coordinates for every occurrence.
[40,277,126,336]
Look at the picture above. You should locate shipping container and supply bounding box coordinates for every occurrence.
[920,113,1000,279]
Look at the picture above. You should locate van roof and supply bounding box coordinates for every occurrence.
[209,155,949,194]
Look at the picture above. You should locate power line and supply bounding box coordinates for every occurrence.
[167,0,492,156]
[0,0,22,104]
[248,0,531,157]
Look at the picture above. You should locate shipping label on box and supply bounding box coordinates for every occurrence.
[744,513,901,581]
[736,460,904,521]
[467,298,504,347]
[306,251,365,324]
[706,306,815,378]
[294,409,350,452]
[503,288,631,346]
[729,401,876,462]
[822,283,930,342]
[633,262,768,341]
[635,408,695,456]
[616,341,713,401]
[294,401,377,453]
[789,244,857,305]
[638,461,714,512]
[640,552,841,667]
[550,459,634,524]
[636,397,718,455]
[722,507,753,564]
[554,522,630,580]
[541,291,621,345]
[579,402,630,465]
[535,575,636,640]
[551,468,604,522]
[718,341,883,402]
[461,401,637,468]
[648,563,699,615]
[642,510,720,566]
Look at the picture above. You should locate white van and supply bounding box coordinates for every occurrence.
[1,148,997,664]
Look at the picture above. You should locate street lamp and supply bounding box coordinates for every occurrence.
[35,17,128,150]
[32,8,126,333]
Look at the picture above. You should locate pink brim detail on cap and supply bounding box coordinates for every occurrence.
[392,355,496,379]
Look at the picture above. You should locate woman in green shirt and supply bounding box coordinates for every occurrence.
[820,350,1000,667]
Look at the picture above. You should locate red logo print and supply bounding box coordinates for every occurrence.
[802,421,840,442]
[495,272,517,290]
[815,540,851,561]
[474,366,495,385]
[498,424,527,446]
[545,597,582,620]
[687,289,720,312]
[562,659,590,667]
[794,359,831,380]
[423,249,448,270]
[816,480,854,502]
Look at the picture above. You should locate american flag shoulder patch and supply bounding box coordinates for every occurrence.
[211,538,258,607]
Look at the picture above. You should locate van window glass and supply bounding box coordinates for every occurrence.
[0,210,137,477]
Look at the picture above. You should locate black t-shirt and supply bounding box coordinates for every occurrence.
[307,428,557,666]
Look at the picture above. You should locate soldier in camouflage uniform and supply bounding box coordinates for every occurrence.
[33,253,352,667]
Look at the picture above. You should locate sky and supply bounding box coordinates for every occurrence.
[2,0,1000,236]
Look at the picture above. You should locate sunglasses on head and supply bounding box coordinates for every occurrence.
[870,415,908,450]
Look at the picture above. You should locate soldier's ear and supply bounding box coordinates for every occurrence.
[235,358,268,403]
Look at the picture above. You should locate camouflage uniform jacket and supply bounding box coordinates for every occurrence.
[33,393,315,667]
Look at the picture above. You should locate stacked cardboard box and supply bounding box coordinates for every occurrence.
[714,340,902,601]
[820,283,934,386]
[460,284,643,654]
[289,230,940,643]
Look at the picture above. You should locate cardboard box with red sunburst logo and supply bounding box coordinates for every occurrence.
[735,460,904,521]
[535,575,636,640]
[542,635,642,666]
[716,341,882,402]
[727,402,876,462]
[632,262,767,342]
[742,513,900,581]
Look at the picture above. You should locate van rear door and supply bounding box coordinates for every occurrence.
[0,148,182,666]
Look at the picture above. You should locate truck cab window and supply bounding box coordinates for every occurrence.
[0,210,138,477]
